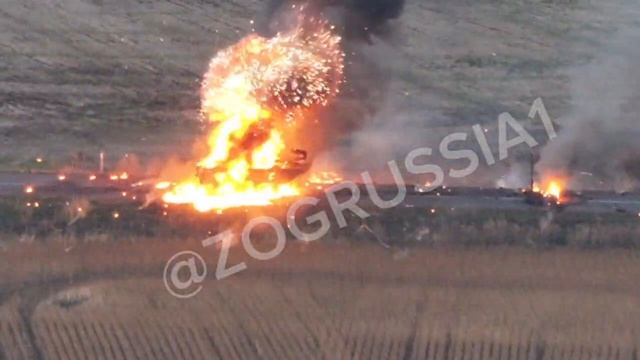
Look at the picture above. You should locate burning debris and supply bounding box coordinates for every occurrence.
[532,175,568,204]
[305,170,343,186]
[160,13,345,212]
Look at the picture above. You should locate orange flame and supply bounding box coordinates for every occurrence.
[161,17,344,212]
[305,171,343,187]
[534,175,568,203]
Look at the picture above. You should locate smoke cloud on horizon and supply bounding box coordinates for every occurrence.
[536,26,640,191]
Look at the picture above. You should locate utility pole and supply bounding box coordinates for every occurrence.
[529,149,540,191]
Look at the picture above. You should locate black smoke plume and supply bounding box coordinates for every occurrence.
[261,0,406,41]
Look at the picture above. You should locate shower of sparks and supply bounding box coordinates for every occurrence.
[161,15,344,212]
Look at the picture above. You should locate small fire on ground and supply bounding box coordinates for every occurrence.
[533,175,568,204]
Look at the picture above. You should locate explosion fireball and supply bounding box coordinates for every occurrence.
[161,16,344,212]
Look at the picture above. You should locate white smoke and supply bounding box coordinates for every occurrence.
[536,26,640,191]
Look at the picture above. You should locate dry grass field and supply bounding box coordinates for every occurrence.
[1,239,640,359]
